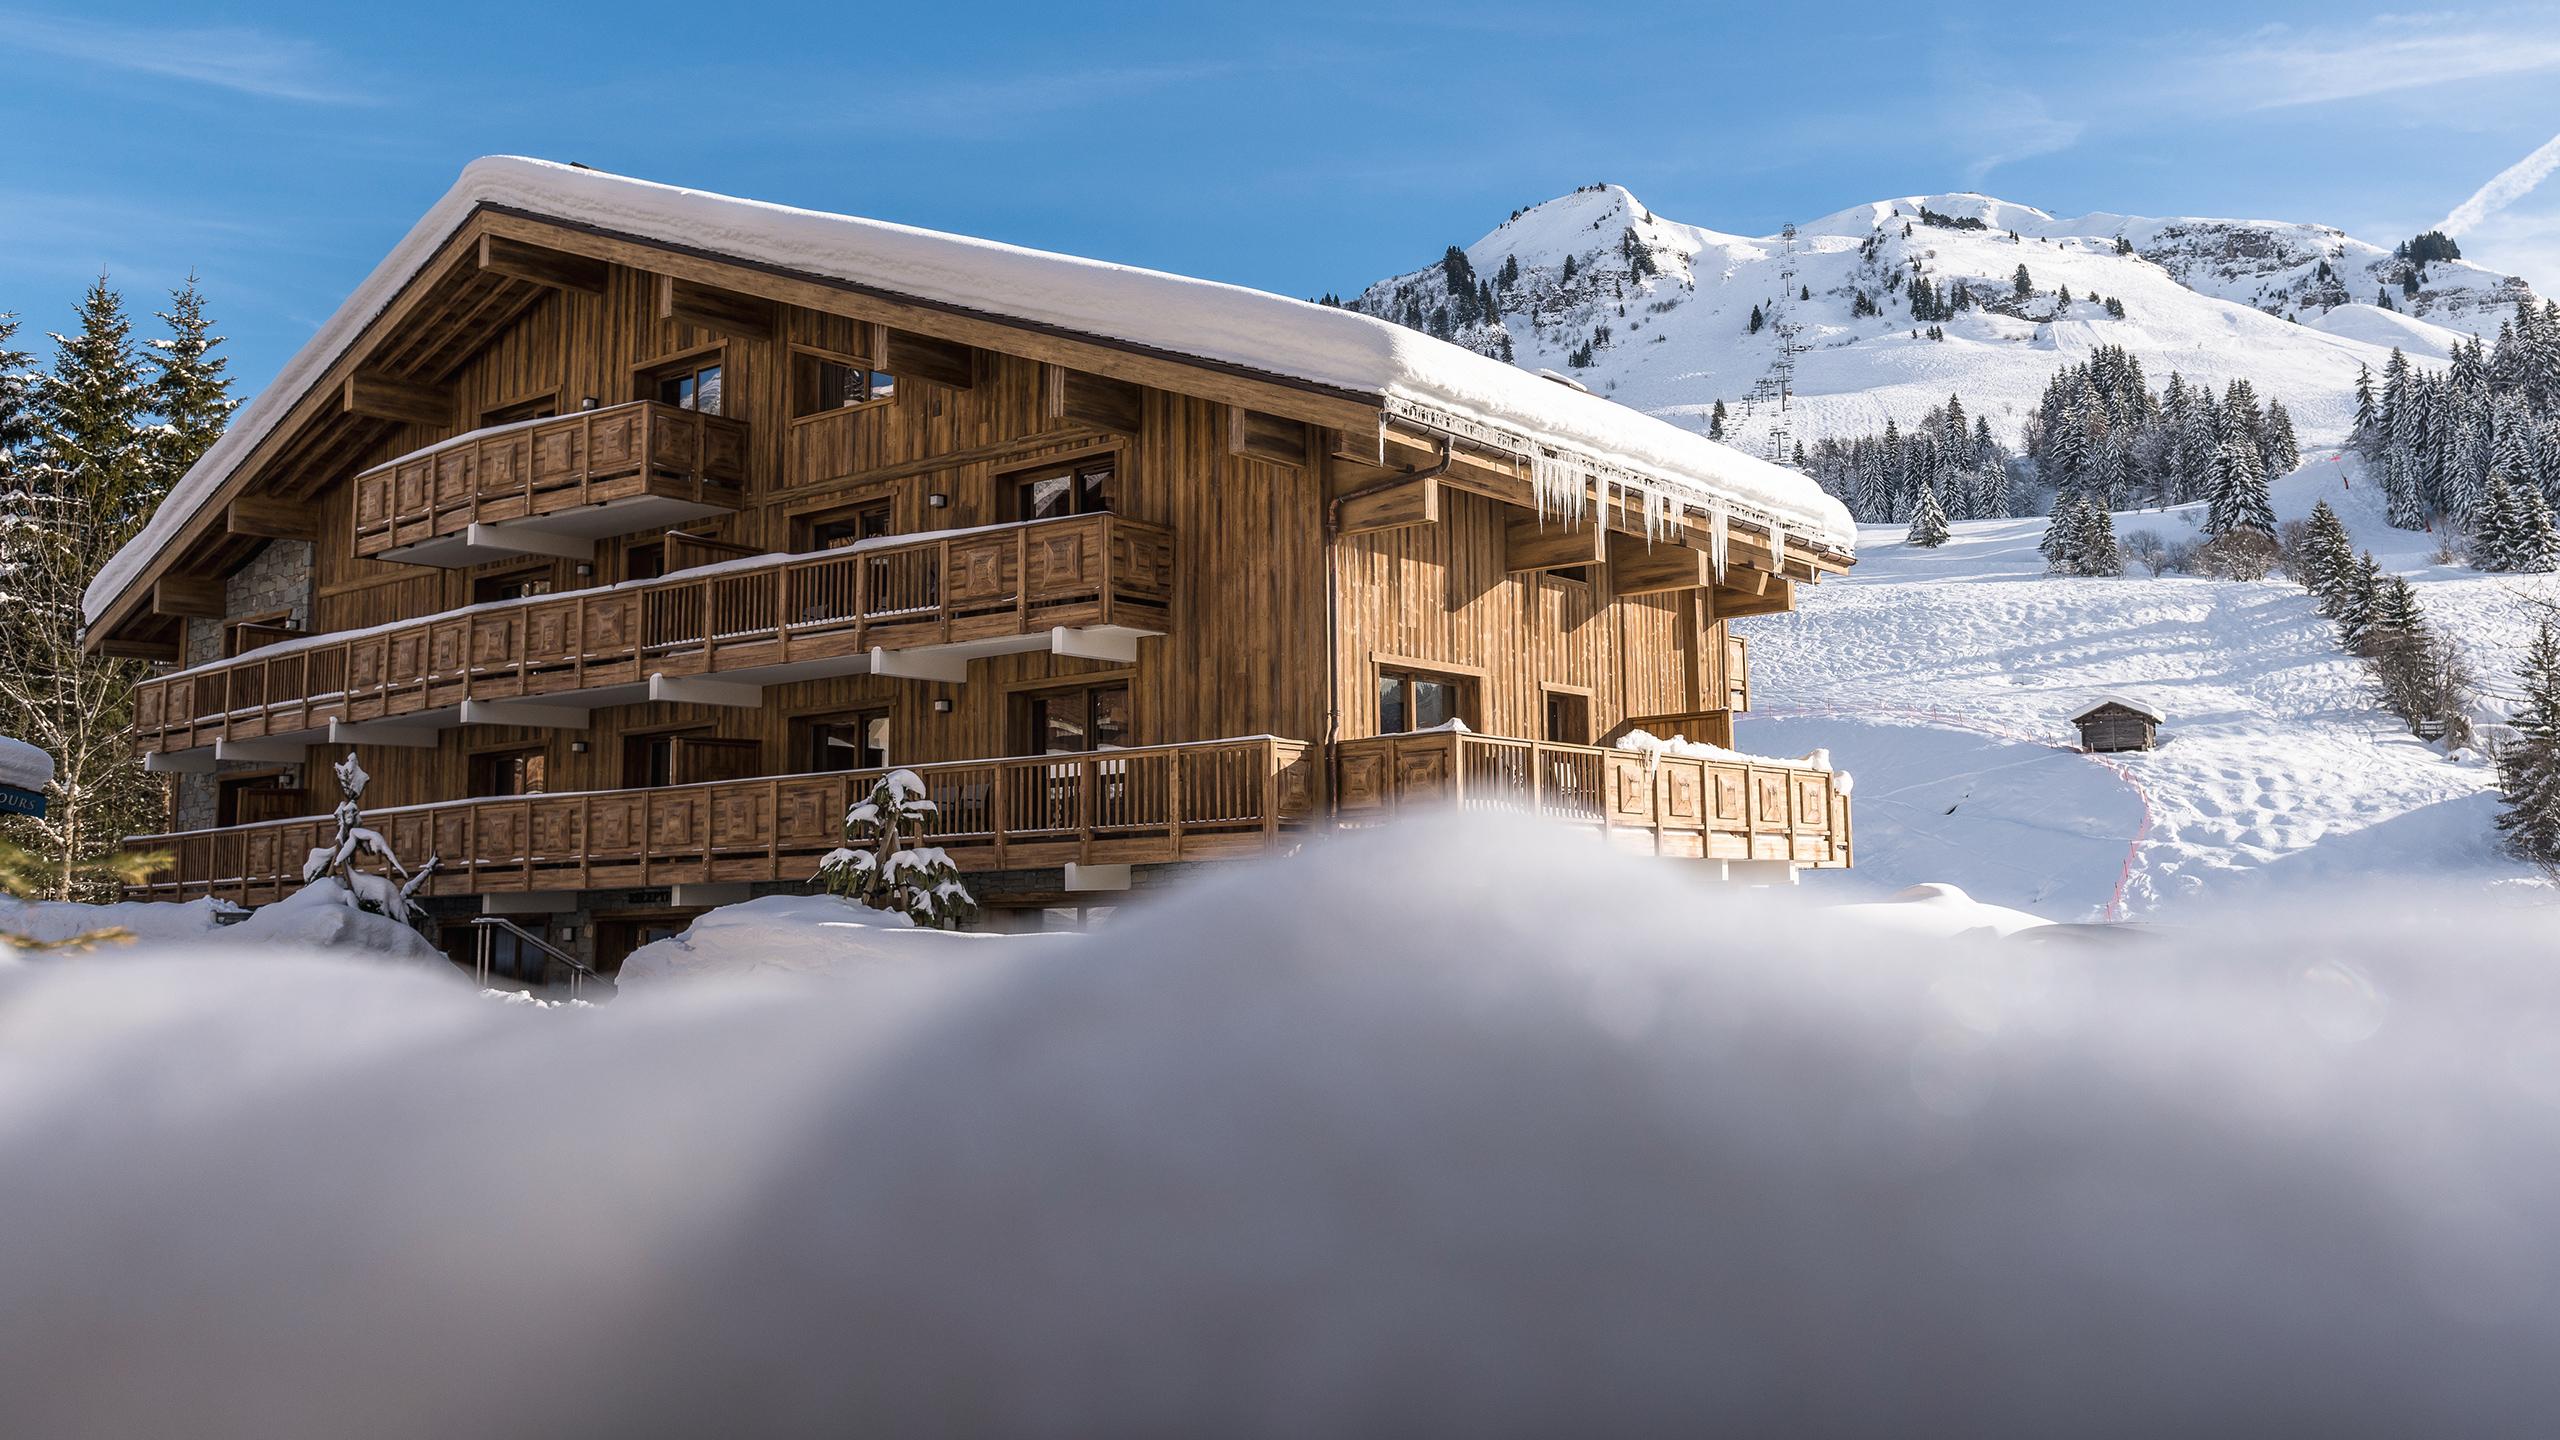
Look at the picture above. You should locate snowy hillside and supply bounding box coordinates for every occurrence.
[1733,467,2546,921]
[1350,185,2536,463]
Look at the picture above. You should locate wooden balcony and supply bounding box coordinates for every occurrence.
[1332,730,1850,869]
[132,513,1177,759]
[124,737,1318,906]
[352,400,748,566]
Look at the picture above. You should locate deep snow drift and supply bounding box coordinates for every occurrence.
[3,821,2559,1435]
[1738,473,2539,919]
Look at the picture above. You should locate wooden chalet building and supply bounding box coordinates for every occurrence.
[93,159,1856,967]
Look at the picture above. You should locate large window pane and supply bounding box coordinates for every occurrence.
[1091,684,1130,749]
[1378,675,1408,734]
[1415,679,1457,730]
[1023,475,1073,520]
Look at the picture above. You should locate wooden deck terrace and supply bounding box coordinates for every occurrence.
[131,511,1177,764]
[126,737,1318,905]
[1333,729,1851,868]
[351,398,748,566]
[123,732,1846,906]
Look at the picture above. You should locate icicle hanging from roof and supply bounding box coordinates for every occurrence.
[1769,525,1787,576]
[1707,504,1729,580]
[1530,452,1587,525]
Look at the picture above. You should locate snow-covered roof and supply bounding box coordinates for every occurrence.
[86,157,1853,627]
[0,736,53,794]
[2069,694,2165,724]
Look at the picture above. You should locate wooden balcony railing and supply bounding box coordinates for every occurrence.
[1332,729,1850,868]
[124,737,1317,905]
[132,513,1177,756]
[352,399,749,559]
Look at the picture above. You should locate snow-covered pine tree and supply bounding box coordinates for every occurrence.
[2336,551,2385,649]
[2353,363,2378,444]
[2261,399,2301,476]
[2039,494,2082,573]
[2205,430,2275,538]
[2073,497,2122,576]
[2475,475,2522,570]
[2496,617,2560,870]
[1707,400,1726,441]
[0,278,175,900]
[2510,485,2560,573]
[817,769,978,929]
[146,274,236,479]
[2300,500,2354,603]
[1905,480,1950,548]
[0,314,32,485]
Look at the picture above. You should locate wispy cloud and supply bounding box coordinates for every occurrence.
[0,7,365,103]
[2437,129,2560,235]
[2202,18,2560,110]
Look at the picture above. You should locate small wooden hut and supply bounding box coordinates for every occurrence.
[2069,695,2163,753]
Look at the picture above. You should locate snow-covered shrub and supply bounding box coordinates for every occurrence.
[2123,530,2171,577]
[299,753,438,928]
[2188,530,2280,581]
[817,770,978,930]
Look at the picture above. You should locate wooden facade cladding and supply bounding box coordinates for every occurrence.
[132,513,1174,754]
[351,399,747,559]
[127,738,1317,905]
[1333,731,1849,869]
[106,196,1852,905]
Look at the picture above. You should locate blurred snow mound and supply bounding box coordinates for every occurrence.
[616,893,1068,992]
[1,820,2556,1435]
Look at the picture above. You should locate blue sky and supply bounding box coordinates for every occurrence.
[7,1,2560,392]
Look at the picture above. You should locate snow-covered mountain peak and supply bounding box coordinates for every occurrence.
[1348,184,2543,458]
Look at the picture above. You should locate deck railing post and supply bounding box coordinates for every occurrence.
[1167,745,1185,857]
[1262,741,1280,841]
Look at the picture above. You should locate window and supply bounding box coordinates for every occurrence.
[806,499,894,552]
[624,541,666,582]
[792,352,896,417]
[1378,668,1472,735]
[621,731,758,788]
[802,711,890,773]
[1544,691,1592,746]
[1038,904,1117,932]
[1017,681,1131,755]
[223,611,295,658]
[648,357,724,416]
[216,771,300,826]
[469,746,548,798]
[471,566,555,605]
[1008,456,1115,521]
[481,394,559,427]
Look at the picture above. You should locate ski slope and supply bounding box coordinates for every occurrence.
[1736,485,2540,919]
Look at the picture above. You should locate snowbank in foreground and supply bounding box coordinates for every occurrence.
[0,896,243,947]
[1828,882,2051,938]
[615,893,1069,991]
[1,820,2556,1435]
[1,884,449,970]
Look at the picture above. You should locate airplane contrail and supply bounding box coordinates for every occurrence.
[2437,129,2560,236]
